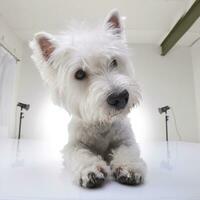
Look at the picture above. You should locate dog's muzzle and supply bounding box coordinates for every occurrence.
[107,89,129,110]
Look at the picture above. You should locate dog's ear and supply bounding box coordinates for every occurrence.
[104,9,124,37]
[30,32,59,87]
[30,32,56,62]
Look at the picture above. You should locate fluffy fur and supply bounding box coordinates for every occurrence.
[30,9,146,188]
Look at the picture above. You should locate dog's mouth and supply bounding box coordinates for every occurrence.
[110,101,137,117]
[109,111,122,118]
[108,105,132,120]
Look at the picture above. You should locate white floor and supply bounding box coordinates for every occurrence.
[0,139,200,200]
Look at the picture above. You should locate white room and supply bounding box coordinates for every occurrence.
[0,0,200,199]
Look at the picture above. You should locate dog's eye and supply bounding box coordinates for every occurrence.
[75,69,86,80]
[110,59,118,68]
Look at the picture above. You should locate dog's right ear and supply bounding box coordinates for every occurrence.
[30,32,60,87]
[30,32,57,63]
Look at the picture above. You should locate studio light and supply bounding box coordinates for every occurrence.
[17,102,30,111]
[158,106,170,114]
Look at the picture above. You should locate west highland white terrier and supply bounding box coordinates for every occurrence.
[30,9,146,188]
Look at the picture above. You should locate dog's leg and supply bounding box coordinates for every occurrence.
[110,143,147,185]
[62,144,109,188]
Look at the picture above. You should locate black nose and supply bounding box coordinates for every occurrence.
[107,90,129,109]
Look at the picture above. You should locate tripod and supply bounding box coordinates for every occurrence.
[17,102,30,139]
[158,105,170,142]
[164,111,169,142]
[18,107,24,140]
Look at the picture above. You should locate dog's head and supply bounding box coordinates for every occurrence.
[30,10,140,123]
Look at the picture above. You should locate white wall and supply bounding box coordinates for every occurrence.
[129,44,198,142]
[17,43,199,143]
[17,45,69,144]
[191,41,200,141]
[0,18,22,59]
[0,17,23,138]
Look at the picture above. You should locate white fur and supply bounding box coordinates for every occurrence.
[30,9,146,188]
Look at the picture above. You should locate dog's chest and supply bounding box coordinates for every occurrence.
[82,124,113,154]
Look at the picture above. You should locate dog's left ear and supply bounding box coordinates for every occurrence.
[104,9,125,38]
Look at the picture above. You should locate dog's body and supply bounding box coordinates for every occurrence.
[30,10,146,188]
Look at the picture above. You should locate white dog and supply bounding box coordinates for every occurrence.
[30,9,146,188]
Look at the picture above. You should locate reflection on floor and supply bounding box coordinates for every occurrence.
[0,139,200,200]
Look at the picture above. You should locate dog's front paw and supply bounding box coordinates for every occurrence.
[79,164,108,188]
[111,161,146,185]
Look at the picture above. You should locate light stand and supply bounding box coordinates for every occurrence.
[17,102,30,139]
[158,106,170,142]
[18,107,23,140]
[165,111,169,142]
